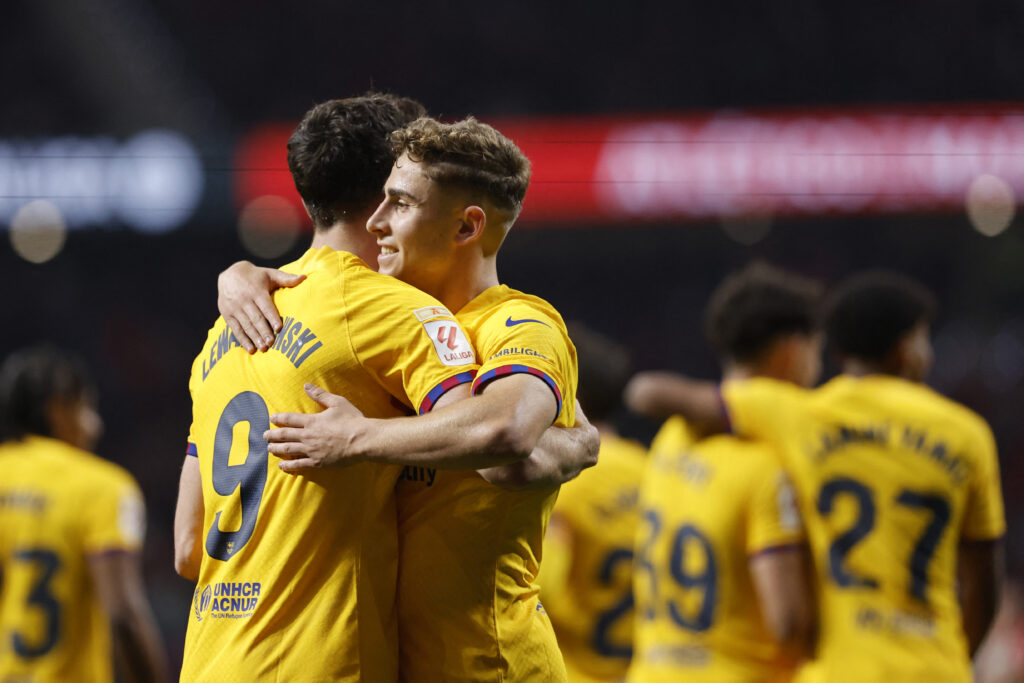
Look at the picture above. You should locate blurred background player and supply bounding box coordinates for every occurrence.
[627,263,817,682]
[628,270,1005,682]
[0,345,167,683]
[174,94,480,682]
[538,322,647,682]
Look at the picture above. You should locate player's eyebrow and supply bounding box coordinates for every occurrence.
[386,186,420,203]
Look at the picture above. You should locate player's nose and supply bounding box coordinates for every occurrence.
[366,202,389,235]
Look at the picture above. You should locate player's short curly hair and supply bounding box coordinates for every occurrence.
[705,262,822,363]
[826,271,937,363]
[389,116,531,218]
[0,345,94,442]
[287,93,426,228]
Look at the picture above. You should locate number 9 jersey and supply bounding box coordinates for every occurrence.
[722,375,1006,683]
[181,248,477,683]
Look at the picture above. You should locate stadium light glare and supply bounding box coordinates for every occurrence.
[965,174,1015,237]
[10,199,67,263]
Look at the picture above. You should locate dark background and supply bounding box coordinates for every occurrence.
[4,0,1023,674]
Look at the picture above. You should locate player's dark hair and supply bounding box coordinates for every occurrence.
[705,262,822,363]
[568,322,631,423]
[0,345,94,442]
[287,93,427,229]
[826,270,937,363]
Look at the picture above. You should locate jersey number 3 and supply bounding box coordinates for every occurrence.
[205,391,270,561]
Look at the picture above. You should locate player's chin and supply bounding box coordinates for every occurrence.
[376,252,400,276]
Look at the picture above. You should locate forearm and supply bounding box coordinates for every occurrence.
[173,457,203,581]
[478,419,599,490]
[355,390,543,470]
[959,540,1004,656]
[624,371,725,427]
[110,601,169,683]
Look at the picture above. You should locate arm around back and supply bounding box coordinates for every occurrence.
[478,399,599,490]
[624,371,726,429]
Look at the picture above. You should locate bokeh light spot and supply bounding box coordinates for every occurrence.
[965,174,1015,237]
[10,200,67,264]
[238,195,301,259]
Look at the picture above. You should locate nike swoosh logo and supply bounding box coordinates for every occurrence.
[506,316,550,327]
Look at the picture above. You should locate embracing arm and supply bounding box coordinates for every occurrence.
[624,370,726,429]
[269,373,559,473]
[217,260,305,353]
[478,401,599,490]
[173,456,204,581]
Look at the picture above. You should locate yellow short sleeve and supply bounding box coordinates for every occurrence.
[344,271,479,414]
[80,474,146,555]
[746,463,805,555]
[471,304,577,427]
[961,420,1006,541]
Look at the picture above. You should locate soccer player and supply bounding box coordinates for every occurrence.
[220,116,586,681]
[627,270,1005,682]
[537,323,648,682]
[0,345,167,683]
[177,99,594,682]
[628,264,817,682]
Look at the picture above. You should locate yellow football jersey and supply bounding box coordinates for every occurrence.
[181,247,477,683]
[0,435,145,683]
[628,416,806,683]
[395,284,578,683]
[539,433,647,683]
[722,374,1006,683]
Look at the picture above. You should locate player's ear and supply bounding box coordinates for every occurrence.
[455,205,486,245]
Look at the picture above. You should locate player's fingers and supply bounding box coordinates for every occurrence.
[267,441,308,458]
[268,269,306,289]
[242,302,276,349]
[254,292,284,334]
[224,315,257,354]
[264,422,308,440]
[233,311,268,353]
[304,383,351,409]
[278,458,317,474]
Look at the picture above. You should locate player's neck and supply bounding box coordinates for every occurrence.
[309,215,375,259]
[434,255,500,313]
[722,363,759,382]
[841,359,901,379]
[723,362,792,384]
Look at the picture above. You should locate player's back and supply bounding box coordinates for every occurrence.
[0,435,144,683]
[395,285,578,683]
[724,375,1006,682]
[629,417,804,683]
[541,433,647,682]
[182,247,477,683]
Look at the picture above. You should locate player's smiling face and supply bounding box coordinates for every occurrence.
[367,154,463,298]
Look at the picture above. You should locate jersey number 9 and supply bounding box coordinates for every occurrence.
[205,391,270,561]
